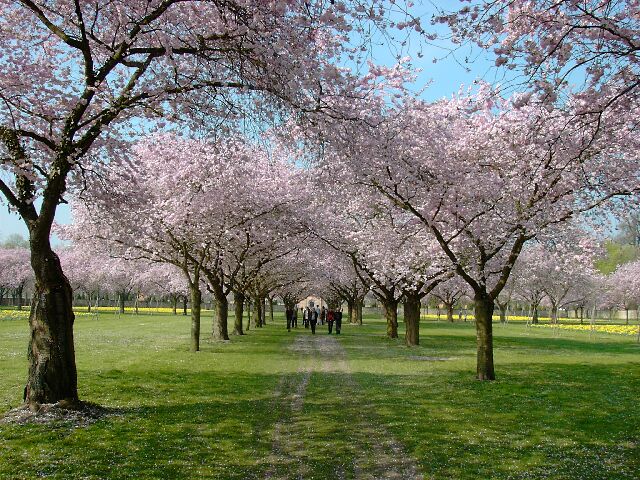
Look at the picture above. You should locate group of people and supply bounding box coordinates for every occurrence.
[285,305,343,335]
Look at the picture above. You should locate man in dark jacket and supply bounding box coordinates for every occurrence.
[285,308,293,332]
[335,308,343,334]
[310,307,318,334]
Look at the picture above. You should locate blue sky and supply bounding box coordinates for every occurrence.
[0,1,499,243]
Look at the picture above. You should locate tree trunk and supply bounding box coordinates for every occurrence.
[348,300,355,324]
[182,295,188,316]
[245,299,252,332]
[499,304,507,324]
[190,285,201,352]
[531,304,539,324]
[212,294,229,341]
[579,306,584,324]
[356,299,363,325]
[233,291,245,335]
[16,285,24,310]
[172,295,177,315]
[269,298,274,324]
[551,304,558,324]
[474,292,495,381]
[403,292,420,346]
[87,292,92,313]
[382,297,399,339]
[25,236,78,407]
[625,308,629,325]
[253,296,263,328]
[118,292,126,314]
[446,303,454,322]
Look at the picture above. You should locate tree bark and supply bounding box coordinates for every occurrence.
[446,303,454,322]
[347,300,354,324]
[25,235,78,406]
[245,299,252,332]
[253,296,263,328]
[212,295,229,341]
[382,297,399,338]
[171,295,177,315]
[16,285,24,310]
[498,304,507,324]
[403,292,420,346]
[551,304,559,324]
[190,285,201,352]
[233,291,245,335]
[356,298,363,325]
[531,304,539,324]
[474,292,495,381]
[269,297,274,324]
[118,292,126,314]
[182,295,188,316]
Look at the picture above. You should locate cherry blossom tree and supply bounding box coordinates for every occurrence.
[69,133,302,350]
[430,276,469,323]
[511,249,548,325]
[441,1,639,113]
[307,168,450,345]
[57,246,107,312]
[320,86,639,379]
[0,0,418,407]
[0,247,32,310]
[605,260,640,324]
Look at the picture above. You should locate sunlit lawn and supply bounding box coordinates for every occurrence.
[0,310,638,479]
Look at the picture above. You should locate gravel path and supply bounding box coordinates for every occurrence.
[264,333,422,480]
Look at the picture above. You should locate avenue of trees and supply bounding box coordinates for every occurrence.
[0,0,638,408]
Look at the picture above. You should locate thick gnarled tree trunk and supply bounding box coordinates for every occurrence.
[474,292,495,381]
[382,298,399,339]
[25,233,78,407]
[403,292,420,346]
[213,295,229,341]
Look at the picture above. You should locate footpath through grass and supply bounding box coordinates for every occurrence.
[0,311,639,479]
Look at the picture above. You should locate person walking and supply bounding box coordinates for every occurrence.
[292,308,298,328]
[335,307,343,334]
[320,306,326,325]
[310,306,318,334]
[285,307,293,332]
[327,309,334,334]
[303,307,309,328]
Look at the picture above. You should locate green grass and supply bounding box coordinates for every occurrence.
[1,312,639,479]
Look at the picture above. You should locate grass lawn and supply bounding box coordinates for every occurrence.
[0,311,638,479]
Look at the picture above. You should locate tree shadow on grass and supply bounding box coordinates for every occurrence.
[349,362,640,480]
[0,371,283,480]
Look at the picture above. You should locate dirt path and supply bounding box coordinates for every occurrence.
[264,333,422,480]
